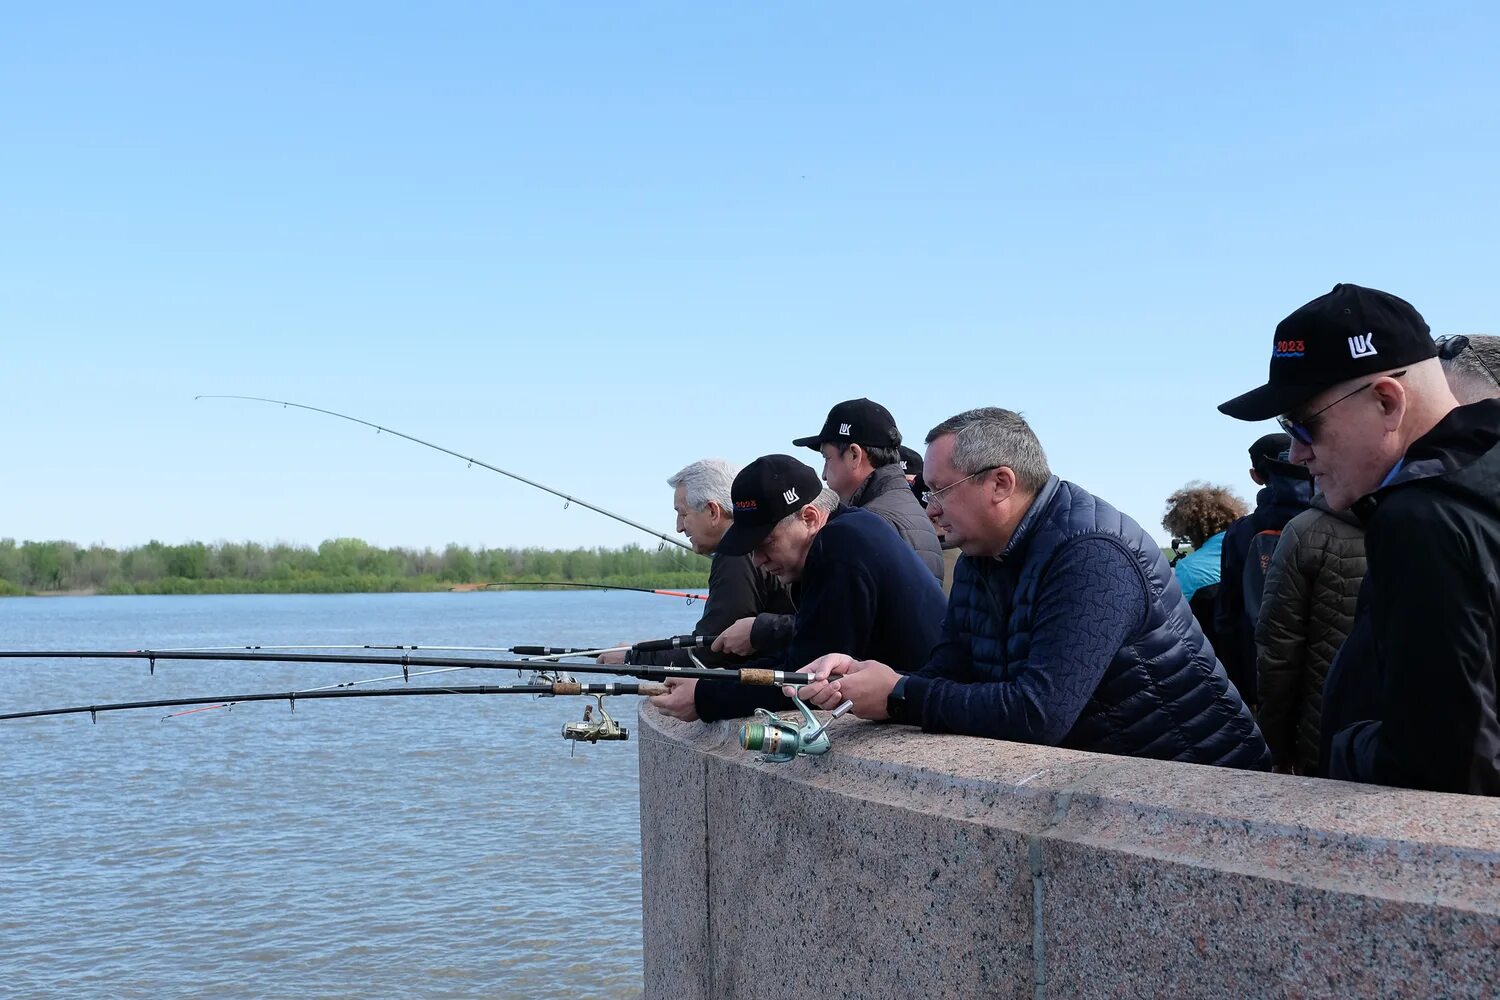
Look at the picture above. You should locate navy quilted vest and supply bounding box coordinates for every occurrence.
[948,478,1269,767]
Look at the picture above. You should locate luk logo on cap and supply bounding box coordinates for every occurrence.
[838,423,852,436]
[781,488,800,504]
[1348,332,1378,359]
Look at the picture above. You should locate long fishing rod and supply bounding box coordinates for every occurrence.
[474,582,708,602]
[144,643,623,658]
[161,660,590,719]
[153,636,694,718]
[0,681,666,723]
[0,644,809,686]
[197,395,696,553]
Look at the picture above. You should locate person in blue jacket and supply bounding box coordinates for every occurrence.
[1161,482,1247,602]
[659,454,948,723]
[795,407,1269,770]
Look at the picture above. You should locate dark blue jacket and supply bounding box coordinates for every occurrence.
[695,505,947,722]
[897,478,1269,769]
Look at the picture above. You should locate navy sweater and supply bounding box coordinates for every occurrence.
[695,505,947,722]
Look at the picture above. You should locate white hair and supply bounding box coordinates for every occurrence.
[774,488,840,530]
[667,459,738,512]
[808,487,839,515]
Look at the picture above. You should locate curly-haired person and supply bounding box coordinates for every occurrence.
[1162,483,1248,603]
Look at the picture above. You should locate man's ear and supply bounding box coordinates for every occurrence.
[704,500,726,523]
[1373,377,1408,428]
[1249,468,1267,486]
[991,466,1017,502]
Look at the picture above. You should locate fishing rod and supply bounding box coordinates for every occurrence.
[143,643,624,658]
[473,582,708,602]
[197,395,696,553]
[0,645,812,687]
[0,681,665,723]
[154,636,701,717]
[161,660,593,719]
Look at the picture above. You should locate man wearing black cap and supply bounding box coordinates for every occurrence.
[1220,283,1500,796]
[1212,432,1313,708]
[661,454,945,722]
[792,398,945,585]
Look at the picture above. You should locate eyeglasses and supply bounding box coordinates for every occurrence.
[1436,334,1500,389]
[1277,370,1406,446]
[920,466,997,507]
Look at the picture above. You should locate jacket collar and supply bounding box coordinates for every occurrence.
[994,475,1061,565]
[1350,398,1500,523]
[848,463,909,507]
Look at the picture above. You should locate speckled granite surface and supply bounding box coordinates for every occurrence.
[638,706,1500,1000]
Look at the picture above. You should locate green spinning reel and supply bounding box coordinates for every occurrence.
[738,693,853,763]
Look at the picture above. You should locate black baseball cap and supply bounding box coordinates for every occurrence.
[716,455,824,557]
[900,446,929,506]
[898,445,923,479]
[1219,283,1436,421]
[792,398,902,450]
[1248,431,1311,481]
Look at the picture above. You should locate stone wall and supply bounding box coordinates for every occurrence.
[637,706,1500,1000]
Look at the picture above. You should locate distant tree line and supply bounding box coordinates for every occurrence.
[0,538,708,596]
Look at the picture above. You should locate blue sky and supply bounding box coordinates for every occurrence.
[3,2,1497,551]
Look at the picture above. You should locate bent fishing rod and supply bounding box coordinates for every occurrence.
[0,641,810,687]
[197,395,696,553]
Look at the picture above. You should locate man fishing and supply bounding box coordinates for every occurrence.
[596,460,795,719]
[675,454,946,722]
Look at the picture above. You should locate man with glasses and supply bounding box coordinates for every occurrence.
[792,406,1269,770]
[1219,283,1500,795]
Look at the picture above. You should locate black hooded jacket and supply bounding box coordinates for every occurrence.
[1324,398,1500,796]
[1214,468,1313,705]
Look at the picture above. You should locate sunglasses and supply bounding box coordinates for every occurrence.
[1277,370,1406,446]
[1436,334,1500,388]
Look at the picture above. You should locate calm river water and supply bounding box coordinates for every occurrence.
[0,591,702,998]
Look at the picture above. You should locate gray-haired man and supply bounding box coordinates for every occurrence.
[597,459,794,720]
[796,407,1268,770]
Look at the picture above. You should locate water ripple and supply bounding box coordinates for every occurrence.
[0,592,691,998]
